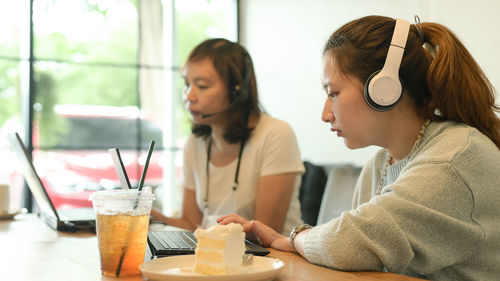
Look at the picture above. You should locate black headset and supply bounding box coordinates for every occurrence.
[363,18,410,111]
[230,52,252,104]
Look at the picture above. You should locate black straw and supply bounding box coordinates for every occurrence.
[137,140,155,191]
[115,140,155,277]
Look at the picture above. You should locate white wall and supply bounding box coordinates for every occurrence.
[239,0,500,166]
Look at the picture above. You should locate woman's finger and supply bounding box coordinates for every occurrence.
[217,214,244,223]
[216,214,252,232]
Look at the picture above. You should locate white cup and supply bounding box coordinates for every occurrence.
[0,184,9,214]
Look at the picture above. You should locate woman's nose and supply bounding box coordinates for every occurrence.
[321,99,334,123]
[183,86,196,103]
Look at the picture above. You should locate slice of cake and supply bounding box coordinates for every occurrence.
[193,223,246,275]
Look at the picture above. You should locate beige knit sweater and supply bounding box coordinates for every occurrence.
[303,121,500,281]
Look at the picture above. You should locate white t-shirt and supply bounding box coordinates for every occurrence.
[182,114,305,234]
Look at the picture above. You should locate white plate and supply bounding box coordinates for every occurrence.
[140,255,285,281]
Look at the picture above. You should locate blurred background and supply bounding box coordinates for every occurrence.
[1,0,498,217]
[0,0,237,216]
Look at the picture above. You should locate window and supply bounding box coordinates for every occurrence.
[0,0,238,215]
[0,1,28,211]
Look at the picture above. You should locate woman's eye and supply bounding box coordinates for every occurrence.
[328,91,339,98]
[198,84,209,90]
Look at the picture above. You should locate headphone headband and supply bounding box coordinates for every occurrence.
[382,18,410,78]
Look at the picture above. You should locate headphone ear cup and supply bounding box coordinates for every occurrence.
[227,85,248,110]
[363,70,403,111]
[364,70,382,111]
[231,56,252,104]
[231,85,248,103]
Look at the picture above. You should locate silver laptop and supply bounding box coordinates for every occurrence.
[7,132,96,232]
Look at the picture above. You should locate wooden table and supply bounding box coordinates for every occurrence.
[0,214,425,281]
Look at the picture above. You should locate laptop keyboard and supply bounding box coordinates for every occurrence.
[148,230,270,256]
[153,231,197,250]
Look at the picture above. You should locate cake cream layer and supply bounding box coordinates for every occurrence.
[193,223,246,275]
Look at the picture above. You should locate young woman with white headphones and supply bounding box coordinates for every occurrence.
[219,16,500,281]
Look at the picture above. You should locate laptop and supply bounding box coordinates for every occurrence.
[7,132,96,232]
[148,230,270,257]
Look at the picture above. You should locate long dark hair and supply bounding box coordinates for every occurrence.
[323,15,500,149]
[186,38,261,143]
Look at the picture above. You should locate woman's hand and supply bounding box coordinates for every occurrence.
[217,214,258,242]
[217,214,252,231]
[249,220,292,251]
[217,214,293,252]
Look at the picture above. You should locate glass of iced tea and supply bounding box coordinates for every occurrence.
[90,187,155,277]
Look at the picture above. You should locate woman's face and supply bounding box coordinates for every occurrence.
[183,58,230,124]
[321,54,384,149]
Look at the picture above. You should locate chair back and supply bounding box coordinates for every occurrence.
[298,161,327,226]
[316,164,361,225]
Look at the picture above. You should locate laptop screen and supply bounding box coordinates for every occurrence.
[7,132,60,221]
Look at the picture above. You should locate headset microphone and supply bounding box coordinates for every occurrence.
[200,91,245,118]
[200,107,229,118]
[200,110,224,119]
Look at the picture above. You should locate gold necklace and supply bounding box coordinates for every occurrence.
[375,120,430,196]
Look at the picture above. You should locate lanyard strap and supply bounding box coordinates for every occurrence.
[204,138,245,210]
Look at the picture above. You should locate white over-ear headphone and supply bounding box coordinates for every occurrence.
[364,18,410,111]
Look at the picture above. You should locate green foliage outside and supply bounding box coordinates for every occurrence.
[0,60,20,127]
[33,71,70,148]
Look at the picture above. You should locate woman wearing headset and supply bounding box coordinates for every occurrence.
[151,38,304,235]
[219,16,500,280]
